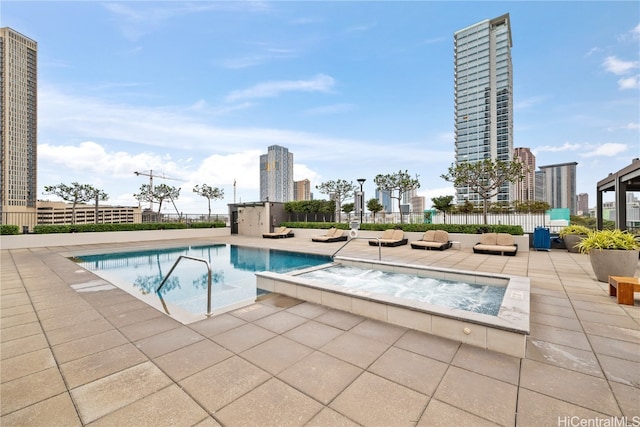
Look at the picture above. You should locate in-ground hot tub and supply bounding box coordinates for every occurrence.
[256,256,530,358]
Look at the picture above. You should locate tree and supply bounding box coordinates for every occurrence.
[373,170,420,224]
[193,184,224,220]
[441,159,526,224]
[44,182,108,225]
[342,203,354,221]
[367,198,384,224]
[316,179,356,222]
[134,183,181,215]
[431,195,454,224]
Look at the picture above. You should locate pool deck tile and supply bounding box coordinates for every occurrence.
[1,233,639,426]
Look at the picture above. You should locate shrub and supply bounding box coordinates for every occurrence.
[1,225,20,235]
[280,222,523,235]
[559,225,592,238]
[576,229,640,253]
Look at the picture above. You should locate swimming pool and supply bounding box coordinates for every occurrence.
[256,256,530,358]
[74,244,331,323]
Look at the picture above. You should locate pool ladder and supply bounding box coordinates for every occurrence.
[331,237,382,261]
[157,255,213,316]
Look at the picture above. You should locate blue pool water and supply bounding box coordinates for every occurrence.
[299,265,506,315]
[75,244,330,317]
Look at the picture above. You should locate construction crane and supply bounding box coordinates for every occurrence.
[133,170,184,212]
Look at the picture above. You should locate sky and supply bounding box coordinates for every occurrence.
[3,1,639,215]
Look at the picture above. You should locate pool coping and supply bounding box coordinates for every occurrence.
[256,256,530,358]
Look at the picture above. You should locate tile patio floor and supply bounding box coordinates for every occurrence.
[1,234,639,426]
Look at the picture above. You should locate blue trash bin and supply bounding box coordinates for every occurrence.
[534,226,551,251]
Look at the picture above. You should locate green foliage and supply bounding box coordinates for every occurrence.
[33,223,191,234]
[342,203,354,214]
[44,182,109,225]
[512,200,551,213]
[134,183,181,214]
[186,222,226,229]
[441,159,526,224]
[193,184,224,217]
[366,198,384,223]
[559,225,592,238]
[1,225,20,235]
[282,222,349,230]
[576,229,640,253]
[373,170,420,224]
[281,222,523,235]
[285,200,335,214]
[315,179,356,222]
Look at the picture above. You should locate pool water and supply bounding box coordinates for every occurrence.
[75,244,331,318]
[299,265,506,315]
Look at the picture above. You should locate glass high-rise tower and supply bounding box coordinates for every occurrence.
[454,14,513,205]
[0,27,38,225]
[259,145,293,203]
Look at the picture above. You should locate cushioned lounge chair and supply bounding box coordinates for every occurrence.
[473,232,518,256]
[311,228,348,243]
[262,227,294,239]
[410,230,452,251]
[368,229,408,247]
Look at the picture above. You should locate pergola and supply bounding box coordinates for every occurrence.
[596,158,640,230]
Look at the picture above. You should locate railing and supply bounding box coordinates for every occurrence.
[331,236,382,261]
[156,255,213,315]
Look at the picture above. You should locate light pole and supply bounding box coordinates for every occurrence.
[357,178,366,224]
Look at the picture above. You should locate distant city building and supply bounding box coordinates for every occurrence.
[534,170,545,202]
[410,196,425,213]
[577,193,589,215]
[0,27,38,228]
[538,162,578,215]
[454,14,514,206]
[375,188,393,213]
[37,201,142,225]
[259,145,293,203]
[293,179,311,201]
[513,147,536,202]
[403,189,418,205]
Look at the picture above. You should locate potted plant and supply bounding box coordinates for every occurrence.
[576,229,640,282]
[559,225,592,253]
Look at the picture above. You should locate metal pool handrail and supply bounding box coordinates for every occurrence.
[156,255,213,315]
[331,237,382,261]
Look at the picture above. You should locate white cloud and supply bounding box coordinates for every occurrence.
[602,56,638,75]
[580,143,628,158]
[225,74,336,102]
[618,75,640,90]
[532,142,581,154]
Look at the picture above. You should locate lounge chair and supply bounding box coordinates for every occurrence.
[368,229,408,247]
[262,227,294,239]
[311,228,348,243]
[410,230,452,251]
[473,232,518,256]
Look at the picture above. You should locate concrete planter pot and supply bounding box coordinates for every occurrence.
[588,249,639,282]
[563,234,585,253]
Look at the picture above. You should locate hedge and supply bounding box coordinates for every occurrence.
[281,222,524,235]
[32,222,226,234]
[0,225,20,235]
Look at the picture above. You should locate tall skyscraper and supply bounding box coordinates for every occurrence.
[293,179,311,201]
[0,27,38,226]
[513,147,536,201]
[577,193,589,215]
[259,145,293,203]
[454,14,513,205]
[539,162,578,214]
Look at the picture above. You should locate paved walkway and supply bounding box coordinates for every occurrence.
[1,235,639,426]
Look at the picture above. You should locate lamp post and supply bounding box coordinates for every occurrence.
[357,178,366,224]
